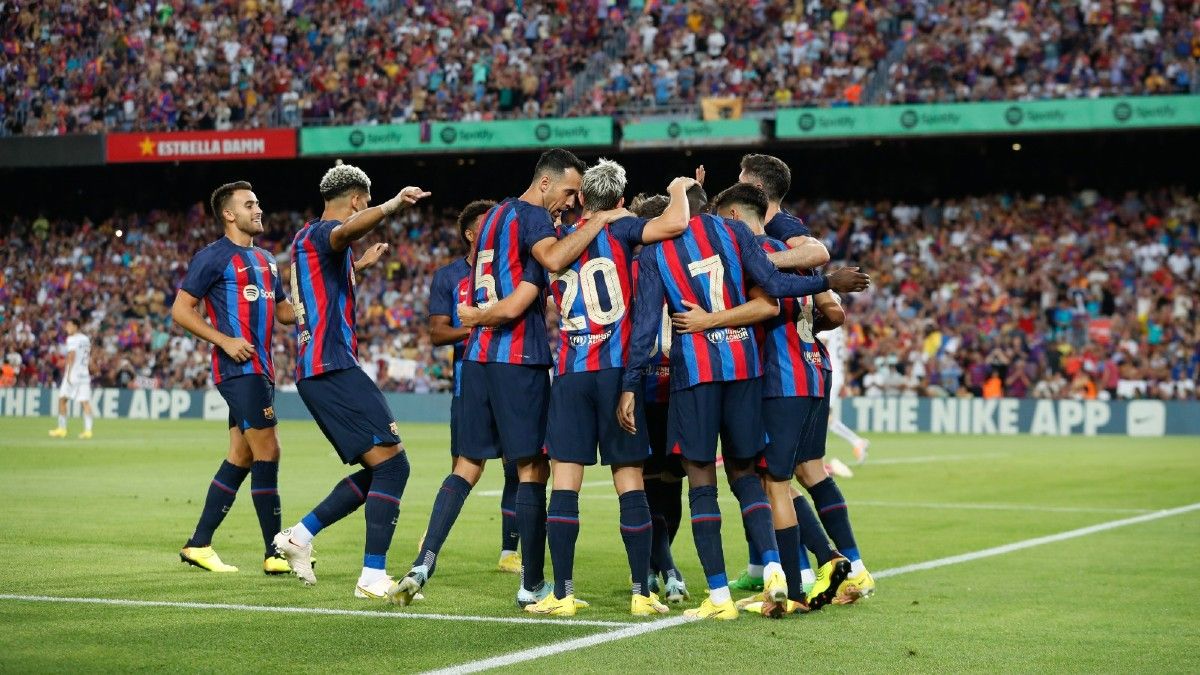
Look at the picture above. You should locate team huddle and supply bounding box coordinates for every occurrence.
[168,149,876,620]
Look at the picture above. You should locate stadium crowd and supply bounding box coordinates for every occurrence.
[4,1,1196,136]
[2,188,1196,400]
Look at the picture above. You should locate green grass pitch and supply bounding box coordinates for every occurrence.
[1,417,1198,673]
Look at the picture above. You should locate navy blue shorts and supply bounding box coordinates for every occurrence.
[449,361,464,457]
[796,377,832,463]
[217,374,277,430]
[667,378,765,465]
[546,369,649,467]
[456,361,549,463]
[761,396,823,479]
[297,367,400,464]
[642,401,683,478]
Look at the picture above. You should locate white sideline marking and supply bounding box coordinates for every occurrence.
[874,501,1200,579]
[853,500,1152,515]
[422,615,694,675]
[868,452,1007,465]
[427,501,1200,674]
[0,595,632,628]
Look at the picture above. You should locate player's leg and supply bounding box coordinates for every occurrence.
[396,360,501,605]
[612,463,667,616]
[828,370,868,462]
[49,390,69,437]
[673,383,737,620]
[531,372,595,615]
[489,364,552,605]
[235,375,285,571]
[643,400,686,601]
[719,378,788,613]
[497,458,521,573]
[796,459,872,603]
[78,398,95,439]
[180,418,252,573]
[738,396,817,616]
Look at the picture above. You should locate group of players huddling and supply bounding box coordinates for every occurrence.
[170,148,876,620]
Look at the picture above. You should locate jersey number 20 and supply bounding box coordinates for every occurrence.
[554,258,625,331]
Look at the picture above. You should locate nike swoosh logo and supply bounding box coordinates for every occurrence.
[1133,415,1154,425]
[237,266,251,272]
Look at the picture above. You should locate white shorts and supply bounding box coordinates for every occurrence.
[58,380,92,403]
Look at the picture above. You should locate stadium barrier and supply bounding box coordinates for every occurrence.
[0,388,453,424]
[105,129,298,163]
[3,388,1198,436]
[777,95,1200,140]
[299,117,613,156]
[0,134,105,167]
[838,397,1200,437]
[620,119,765,148]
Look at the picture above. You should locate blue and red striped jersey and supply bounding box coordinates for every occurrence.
[179,237,281,384]
[765,209,810,242]
[428,257,472,366]
[290,219,360,380]
[464,198,555,366]
[549,215,645,375]
[756,236,831,398]
[631,258,672,403]
[623,214,831,393]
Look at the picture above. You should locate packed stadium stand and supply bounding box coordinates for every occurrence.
[3,1,1196,136]
[4,188,1196,400]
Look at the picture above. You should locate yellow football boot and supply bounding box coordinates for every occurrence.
[180,546,238,572]
[497,551,522,574]
[631,593,669,616]
[806,556,851,610]
[525,593,578,617]
[48,428,67,438]
[834,568,876,605]
[683,597,738,621]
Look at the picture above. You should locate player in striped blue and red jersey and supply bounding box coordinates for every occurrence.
[427,199,523,576]
[397,149,623,610]
[272,164,431,602]
[620,184,870,620]
[172,181,297,576]
[676,183,854,614]
[520,162,694,618]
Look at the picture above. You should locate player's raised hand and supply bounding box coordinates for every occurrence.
[380,187,431,215]
[695,164,706,186]
[827,267,871,293]
[221,336,255,363]
[671,299,715,334]
[667,176,698,193]
[617,391,638,434]
[354,242,389,272]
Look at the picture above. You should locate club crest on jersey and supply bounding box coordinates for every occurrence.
[388,421,399,437]
[263,406,275,420]
[706,327,750,344]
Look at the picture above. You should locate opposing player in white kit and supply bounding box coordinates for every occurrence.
[49,318,96,439]
[820,324,869,463]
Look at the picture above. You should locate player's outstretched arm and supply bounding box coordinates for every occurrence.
[768,236,830,270]
[171,290,254,363]
[530,210,619,273]
[671,286,779,334]
[275,299,297,326]
[812,291,844,332]
[640,176,696,243]
[737,226,870,298]
[458,280,542,328]
[353,243,390,272]
[330,187,430,251]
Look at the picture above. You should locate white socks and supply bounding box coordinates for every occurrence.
[850,559,866,576]
[801,568,817,586]
[709,585,731,605]
[83,415,93,432]
[358,567,388,587]
[57,415,67,430]
[746,563,764,577]
[830,419,863,445]
[763,562,784,581]
[291,522,315,546]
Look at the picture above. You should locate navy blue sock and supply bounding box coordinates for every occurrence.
[250,461,281,557]
[645,478,671,578]
[516,481,547,592]
[619,490,653,597]
[413,474,472,574]
[302,470,371,536]
[776,526,805,601]
[363,453,410,571]
[546,489,579,599]
[500,460,520,553]
[808,477,860,562]
[794,493,835,565]
[663,479,683,543]
[688,485,727,591]
[186,461,249,548]
[747,533,763,569]
[729,475,780,571]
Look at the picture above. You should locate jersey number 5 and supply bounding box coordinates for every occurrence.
[474,250,498,308]
[554,258,625,331]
